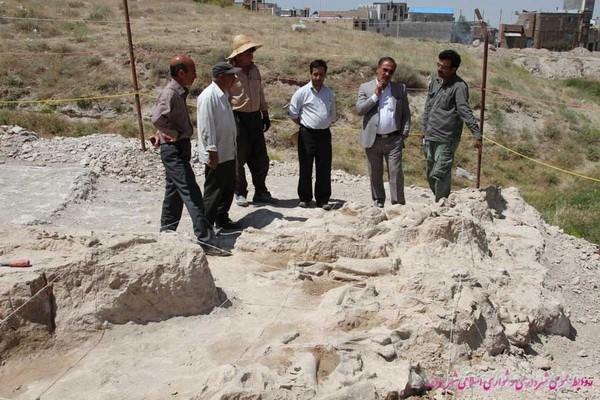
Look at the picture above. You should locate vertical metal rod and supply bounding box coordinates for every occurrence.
[475,9,488,189]
[122,0,146,151]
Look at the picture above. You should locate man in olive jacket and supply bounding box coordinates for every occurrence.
[422,49,481,202]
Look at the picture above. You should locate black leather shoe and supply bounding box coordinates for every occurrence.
[215,218,242,230]
[202,244,231,257]
[253,192,277,204]
[374,201,384,208]
[317,202,332,211]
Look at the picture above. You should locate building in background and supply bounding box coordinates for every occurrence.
[498,24,527,48]
[312,9,369,30]
[589,18,600,50]
[242,0,261,11]
[499,0,595,50]
[407,7,454,22]
[280,7,310,17]
[364,2,408,35]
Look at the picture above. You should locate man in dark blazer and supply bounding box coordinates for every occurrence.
[356,57,411,208]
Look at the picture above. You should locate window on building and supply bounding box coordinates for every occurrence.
[386,20,390,27]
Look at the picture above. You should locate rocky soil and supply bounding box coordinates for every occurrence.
[0,126,599,400]
[482,46,600,80]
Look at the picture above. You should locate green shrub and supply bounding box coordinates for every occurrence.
[563,78,600,104]
[88,5,114,21]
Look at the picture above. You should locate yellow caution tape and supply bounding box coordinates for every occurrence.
[0,92,149,105]
[3,91,598,184]
[484,136,600,183]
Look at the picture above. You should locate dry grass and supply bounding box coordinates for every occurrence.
[0,0,599,242]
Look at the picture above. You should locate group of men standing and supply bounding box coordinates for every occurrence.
[151,34,481,256]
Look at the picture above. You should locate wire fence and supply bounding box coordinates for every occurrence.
[0,7,599,184]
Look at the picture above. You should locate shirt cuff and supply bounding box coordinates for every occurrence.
[370,94,378,102]
[205,145,218,152]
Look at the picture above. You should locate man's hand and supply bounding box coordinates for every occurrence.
[150,131,161,148]
[208,151,219,170]
[473,139,482,149]
[375,81,386,97]
[160,131,177,143]
[262,112,271,132]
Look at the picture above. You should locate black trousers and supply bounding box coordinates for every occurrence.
[203,160,236,226]
[297,126,332,205]
[234,111,270,198]
[160,139,214,244]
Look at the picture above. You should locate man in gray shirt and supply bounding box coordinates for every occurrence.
[151,54,228,257]
[422,49,482,202]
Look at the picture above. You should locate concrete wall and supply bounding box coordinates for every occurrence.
[408,13,454,22]
[564,0,595,12]
[368,21,453,41]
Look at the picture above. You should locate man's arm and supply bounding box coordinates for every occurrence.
[258,69,270,132]
[422,80,434,136]
[455,83,481,140]
[356,83,378,116]
[329,91,337,126]
[151,93,179,139]
[400,84,411,137]
[197,95,219,168]
[288,88,302,125]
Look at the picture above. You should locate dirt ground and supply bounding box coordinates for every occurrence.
[0,132,599,400]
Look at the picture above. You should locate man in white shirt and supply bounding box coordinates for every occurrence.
[197,62,241,231]
[288,59,336,210]
[356,57,411,208]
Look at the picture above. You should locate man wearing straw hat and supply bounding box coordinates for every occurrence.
[227,34,276,206]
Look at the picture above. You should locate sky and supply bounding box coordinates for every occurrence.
[273,0,600,27]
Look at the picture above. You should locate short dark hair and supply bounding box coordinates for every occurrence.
[170,62,189,78]
[438,49,461,69]
[378,56,397,69]
[310,59,328,73]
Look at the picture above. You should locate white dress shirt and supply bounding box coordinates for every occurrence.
[197,82,237,165]
[288,82,336,130]
[371,82,398,135]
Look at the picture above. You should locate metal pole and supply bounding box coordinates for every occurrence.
[475,8,488,189]
[122,0,146,151]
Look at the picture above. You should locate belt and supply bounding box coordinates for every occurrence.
[377,131,400,139]
[301,125,330,134]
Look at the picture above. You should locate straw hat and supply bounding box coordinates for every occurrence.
[226,34,262,60]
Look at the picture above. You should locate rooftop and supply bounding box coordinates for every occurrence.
[408,7,454,15]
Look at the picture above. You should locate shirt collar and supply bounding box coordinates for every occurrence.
[212,81,228,99]
[439,74,459,87]
[168,79,188,96]
[309,81,326,93]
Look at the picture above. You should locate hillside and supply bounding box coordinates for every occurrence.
[1,0,599,242]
